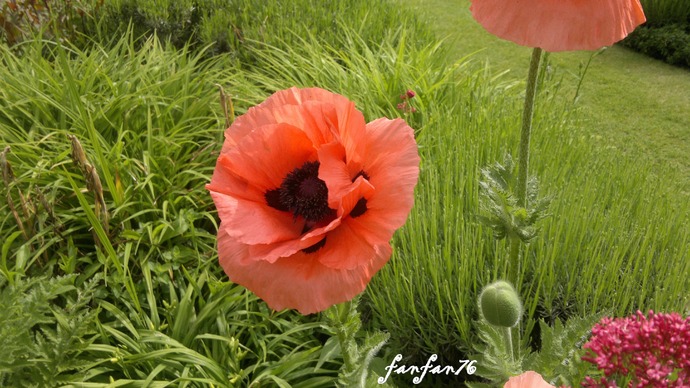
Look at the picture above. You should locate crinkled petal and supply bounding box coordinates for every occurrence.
[222,88,307,150]
[246,217,342,263]
[224,87,368,152]
[318,142,360,209]
[217,224,391,315]
[208,191,304,245]
[470,0,646,52]
[315,178,377,270]
[216,123,316,194]
[360,118,420,231]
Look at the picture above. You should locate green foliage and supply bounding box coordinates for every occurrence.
[468,321,522,386]
[1,0,689,385]
[478,155,550,243]
[93,0,433,65]
[522,316,603,386]
[0,31,342,386]
[0,274,101,386]
[366,15,690,376]
[639,0,690,26]
[622,24,690,69]
[0,0,102,47]
[621,0,690,68]
[470,314,602,387]
[322,299,390,387]
[85,269,339,387]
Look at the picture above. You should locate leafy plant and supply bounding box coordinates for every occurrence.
[0,274,101,386]
[469,313,602,387]
[478,155,550,243]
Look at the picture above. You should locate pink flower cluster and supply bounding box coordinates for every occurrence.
[397,89,417,114]
[582,310,690,387]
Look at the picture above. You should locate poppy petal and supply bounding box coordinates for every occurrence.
[504,371,554,388]
[246,217,342,263]
[209,191,304,245]
[218,224,391,315]
[218,123,317,194]
[470,0,646,52]
[361,118,420,230]
[317,142,361,210]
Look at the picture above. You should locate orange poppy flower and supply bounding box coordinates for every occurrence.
[504,371,555,388]
[207,87,420,314]
[470,0,646,52]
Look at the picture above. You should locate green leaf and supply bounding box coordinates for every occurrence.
[316,336,341,370]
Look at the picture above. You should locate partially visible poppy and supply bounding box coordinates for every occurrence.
[504,371,555,388]
[469,0,646,52]
[207,87,420,315]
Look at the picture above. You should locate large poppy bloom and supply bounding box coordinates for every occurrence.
[207,87,420,315]
[469,0,646,52]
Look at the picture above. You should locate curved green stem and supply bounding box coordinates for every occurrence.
[508,47,543,282]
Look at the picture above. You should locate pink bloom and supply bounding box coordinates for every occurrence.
[582,310,690,387]
[504,371,555,388]
[207,87,420,315]
[469,0,646,52]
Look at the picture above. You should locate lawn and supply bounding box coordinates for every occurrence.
[1,0,689,387]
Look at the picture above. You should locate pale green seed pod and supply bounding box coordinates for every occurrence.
[479,280,522,328]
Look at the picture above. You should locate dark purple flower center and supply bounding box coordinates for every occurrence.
[266,161,333,223]
[350,170,369,218]
[264,162,370,254]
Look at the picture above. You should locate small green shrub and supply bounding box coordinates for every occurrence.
[0,0,102,47]
[622,24,690,69]
[622,0,690,68]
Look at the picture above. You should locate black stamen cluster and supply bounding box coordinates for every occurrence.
[265,161,332,222]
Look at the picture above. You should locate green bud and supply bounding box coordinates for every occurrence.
[479,281,522,328]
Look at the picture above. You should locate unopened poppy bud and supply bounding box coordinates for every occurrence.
[479,280,522,328]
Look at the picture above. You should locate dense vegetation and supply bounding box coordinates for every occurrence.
[1,0,688,386]
[622,0,690,68]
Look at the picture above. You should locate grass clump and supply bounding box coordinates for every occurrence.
[0,35,342,386]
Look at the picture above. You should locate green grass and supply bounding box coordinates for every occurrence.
[1,0,689,386]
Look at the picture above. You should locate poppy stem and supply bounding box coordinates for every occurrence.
[509,47,543,282]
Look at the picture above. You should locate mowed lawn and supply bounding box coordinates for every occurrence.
[400,0,690,193]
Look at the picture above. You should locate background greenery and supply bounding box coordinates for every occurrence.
[1,0,688,386]
[621,0,690,68]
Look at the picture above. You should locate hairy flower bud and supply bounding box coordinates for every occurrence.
[479,280,522,328]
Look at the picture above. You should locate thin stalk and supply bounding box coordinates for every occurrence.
[508,47,543,283]
[503,326,514,362]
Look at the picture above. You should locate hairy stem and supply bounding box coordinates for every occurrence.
[508,47,543,283]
